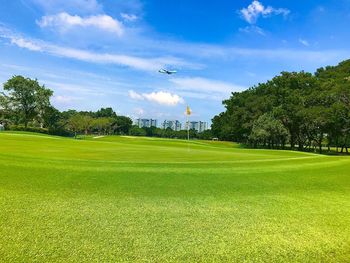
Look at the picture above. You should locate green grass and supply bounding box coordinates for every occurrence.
[0,132,349,262]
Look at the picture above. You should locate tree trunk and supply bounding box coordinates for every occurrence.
[298,142,303,151]
[318,134,324,154]
[290,137,295,150]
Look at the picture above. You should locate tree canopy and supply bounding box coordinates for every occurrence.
[0,76,133,137]
[212,59,350,153]
[1,76,53,128]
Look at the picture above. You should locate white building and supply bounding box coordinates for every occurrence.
[185,121,208,133]
[162,120,182,131]
[199,121,208,133]
[134,118,158,128]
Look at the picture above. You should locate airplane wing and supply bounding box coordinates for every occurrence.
[159,69,177,74]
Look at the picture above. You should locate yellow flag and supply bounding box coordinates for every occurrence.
[186,105,192,116]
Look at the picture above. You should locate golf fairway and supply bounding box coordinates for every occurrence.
[0,132,349,262]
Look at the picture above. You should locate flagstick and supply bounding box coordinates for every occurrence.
[186,106,190,152]
[187,114,190,152]
[187,113,189,141]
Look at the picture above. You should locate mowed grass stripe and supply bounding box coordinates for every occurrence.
[0,132,350,262]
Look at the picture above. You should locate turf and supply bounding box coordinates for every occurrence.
[0,132,349,262]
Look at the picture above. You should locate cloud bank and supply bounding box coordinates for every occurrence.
[240,1,290,24]
[37,12,124,36]
[0,29,194,72]
[129,90,184,106]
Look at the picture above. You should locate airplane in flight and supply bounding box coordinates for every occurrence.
[159,69,177,75]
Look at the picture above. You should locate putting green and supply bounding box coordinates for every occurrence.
[0,132,349,262]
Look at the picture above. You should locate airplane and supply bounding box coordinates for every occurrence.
[159,69,177,75]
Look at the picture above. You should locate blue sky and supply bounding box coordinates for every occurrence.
[1,0,350,123]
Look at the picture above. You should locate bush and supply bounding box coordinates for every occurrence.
[129,126,147,136]
[48,128,74,137]
[8,125,49,134]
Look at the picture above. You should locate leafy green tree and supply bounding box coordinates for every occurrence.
[316,60,350,153]
[249,113,288,149]
[41,106,61,131]
[1,76,53,128]
[112,116,132,134]
[212,67,341,152]
[67,114,84,138]
[129,125,147,136]
[198,129,213,140]
[95,107,117,118]
[93,117,112,135]
[81,115,94,135]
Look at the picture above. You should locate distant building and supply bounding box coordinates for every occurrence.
[185,121,199,132]
[134,118,158,128]
[199,121,208,133]
[185,121,208,133]
[162,120,182,131]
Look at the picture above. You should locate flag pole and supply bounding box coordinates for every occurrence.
[187,113,189,141]
[186,105,190,141]
[186,106,190,152]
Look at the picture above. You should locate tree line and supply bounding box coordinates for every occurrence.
[0,75,132,137]
[0,75,212,140]
[129,125,213,140]
[212,59,350,153]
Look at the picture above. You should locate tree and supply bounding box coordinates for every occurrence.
[211,63,348,153]
[1,76,53,128]
[112,116,132,134]
[198,129,213,140]
[41,106,61,131]
[249,113,288,149]
[81,115,94,135]
[93,117,112,135]
[95,107,117,118]
[129,125,147,136]
[67,114,84,138]
[0,94,12,126]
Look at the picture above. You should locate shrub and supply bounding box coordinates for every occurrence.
[8,125,49,134]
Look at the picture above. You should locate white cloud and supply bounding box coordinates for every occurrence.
[170,77,245,94]
[240,1,290,24]
[133,107,144,116]
[52,95,79,104]
[121,13,138,22]
[2,26,348,74]
[128,90,184,106]
[299,38,310,47]
[167,77,247,101]
[10,38,42,51]
[128,90,144,100]
[143,91,184,106]
[1,31,193,72]
[37,12,124,36]
[239,26,266,36]
[44,81,105,96]
[30,0,102,14]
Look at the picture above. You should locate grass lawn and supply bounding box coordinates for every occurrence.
[0,132,349,262]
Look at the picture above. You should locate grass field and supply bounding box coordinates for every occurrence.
[0,132,349,262]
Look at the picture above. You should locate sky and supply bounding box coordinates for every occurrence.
[1,0,350,124]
